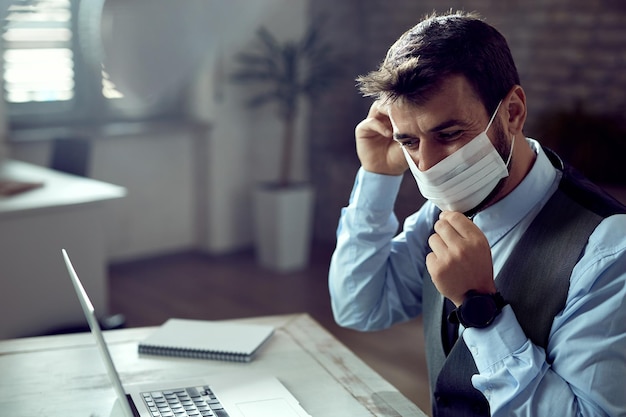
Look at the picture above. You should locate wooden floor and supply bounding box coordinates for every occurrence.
[108,242,431,414]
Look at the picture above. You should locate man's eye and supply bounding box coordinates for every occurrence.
[438,130,463,141]
[399,139,419,149]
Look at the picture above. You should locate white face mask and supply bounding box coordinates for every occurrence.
[399,101,514,213]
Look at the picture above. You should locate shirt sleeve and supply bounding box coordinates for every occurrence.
[463,214,626,417]
[328,168,434,331]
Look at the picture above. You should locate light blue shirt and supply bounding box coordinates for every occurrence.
[329,139,626,416]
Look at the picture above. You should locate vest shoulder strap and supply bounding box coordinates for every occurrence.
[495,188,602,347]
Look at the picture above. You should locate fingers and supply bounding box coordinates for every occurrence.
[427,211,495,305]
[431,211,487,261]
[356,101,392,139]
[435,211,476,240]
[355,116,391,140]
[366,99,390,120]
[355,101,406,176]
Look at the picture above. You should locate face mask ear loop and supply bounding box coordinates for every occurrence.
[486,100,514,169]
[485,100,503,132]
[505,134,515,168]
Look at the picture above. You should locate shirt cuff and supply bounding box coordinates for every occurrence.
[350,167,404,212]
[461,305,528,373]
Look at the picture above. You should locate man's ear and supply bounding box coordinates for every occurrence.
[504,85,527,135]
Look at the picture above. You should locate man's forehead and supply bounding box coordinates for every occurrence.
[386,95,486,130]
[387,75,484,111]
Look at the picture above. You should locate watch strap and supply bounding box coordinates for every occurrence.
[448,291,507,328]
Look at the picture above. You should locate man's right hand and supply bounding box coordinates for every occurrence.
[355,101,408,176]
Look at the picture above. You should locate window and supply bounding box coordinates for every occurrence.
[3,0,75,104]
[1,0,180,131]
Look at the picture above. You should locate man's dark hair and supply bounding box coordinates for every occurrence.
[357,11,520,115]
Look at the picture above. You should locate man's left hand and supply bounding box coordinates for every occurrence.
[426,211,496,306]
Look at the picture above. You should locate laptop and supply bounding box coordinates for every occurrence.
[62,249,311,417]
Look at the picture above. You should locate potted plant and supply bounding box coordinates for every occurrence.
[231,19,338,271]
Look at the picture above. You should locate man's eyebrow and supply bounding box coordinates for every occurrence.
[429,118,469,132]
[393,118,470,141]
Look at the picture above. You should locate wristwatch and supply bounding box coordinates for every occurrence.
[448,290,507,328]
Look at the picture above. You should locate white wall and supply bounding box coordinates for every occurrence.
[188,0,310,254]
[91,129,199,261]
[5,0,309,261]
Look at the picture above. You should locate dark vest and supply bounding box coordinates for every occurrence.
[422,149,626,417]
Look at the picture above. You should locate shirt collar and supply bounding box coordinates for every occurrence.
[473,138,559,247]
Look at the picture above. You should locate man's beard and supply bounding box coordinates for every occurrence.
[463,118,513,217]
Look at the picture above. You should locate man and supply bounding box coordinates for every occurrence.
[328,11,626,417]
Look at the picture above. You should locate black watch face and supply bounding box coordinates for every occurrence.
[460,295,498,327]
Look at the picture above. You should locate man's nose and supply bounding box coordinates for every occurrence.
[417,141,448,171]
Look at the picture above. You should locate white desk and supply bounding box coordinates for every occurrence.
[0,159,126,339]
[0,314,428,416]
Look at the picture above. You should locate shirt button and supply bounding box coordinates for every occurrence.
[470,345,479,356]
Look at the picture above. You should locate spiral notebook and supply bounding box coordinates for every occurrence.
[138,318,275,362]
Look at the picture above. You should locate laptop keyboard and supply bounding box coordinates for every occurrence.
[142,386,230,417]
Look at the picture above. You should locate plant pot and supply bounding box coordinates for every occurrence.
[253,183,314,272]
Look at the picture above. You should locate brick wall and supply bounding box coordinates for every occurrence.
[309,0,626,242]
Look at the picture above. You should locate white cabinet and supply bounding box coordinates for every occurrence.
[0,160,126,339]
